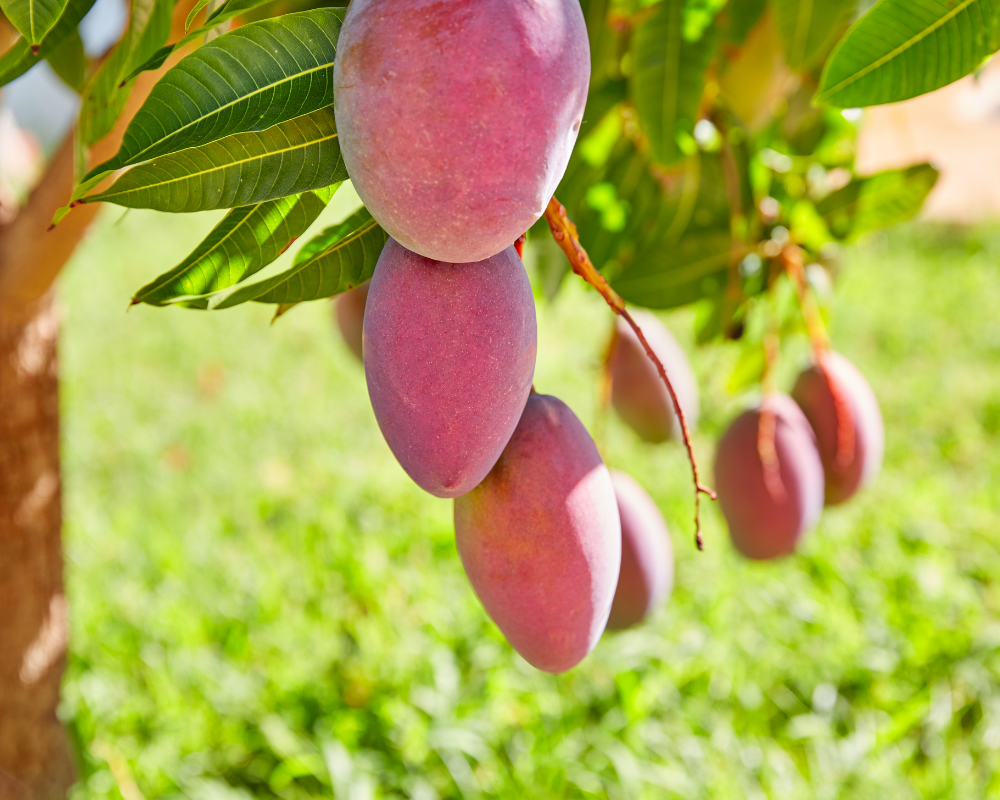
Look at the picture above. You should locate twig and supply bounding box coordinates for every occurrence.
[780,244,828,354]
[543,197,715,550]
[781,245,854,467]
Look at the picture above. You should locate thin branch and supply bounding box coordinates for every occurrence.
[543,196,715,550]
[780,244,854,466]
[780,244,828,354]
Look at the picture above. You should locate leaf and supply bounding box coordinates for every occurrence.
[580,147,737,310]
[123,0,277,83]
[611,230,738,309]
[726,0,768,44]
[133,188,337,306]
[1,0,69,46]
[45,28,85,91]
[185,0,213,31]
[79,0,174,146]
[191,207,388,309]
[81,106,347,212]
[86,8,343,179]
[816,164,939,240]
[631,0,716,166]
[773,0,855,69]
[817,0,1000,108]
[0,0,96,88]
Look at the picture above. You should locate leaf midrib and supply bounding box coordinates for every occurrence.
[212,218,380,306]
[95,130,338,202]
[121,59,334,169]
[138,202,267,298]
[820,0,978,99]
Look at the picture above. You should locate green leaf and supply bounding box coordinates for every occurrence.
[86,7,344,180]
[185,0,213,30]
[817,0,1000,108]
[81,106,346,212]
[1,0,69,46]
[576,146,738,310]
[611,230,738,309]
[133,188,337,306]
[631,0,716,166]
[0,0,96,88]
[816,164,939,241]
[773,0,855,69]
[79,0,174,146]
[45,28,85,91]
[726,0,768,44]
[190,207,387,309]
[123,0,277,83]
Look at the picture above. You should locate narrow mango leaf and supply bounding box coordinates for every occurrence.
[612,230,738,309]
[185,0,213,30]
[1,0,68,47]
[124,0,277,83]
[773,0,855,69]
[86,8,343,179]
[45,28,85,91]
[196,208,387,309]
[81,106,347,212]
[727,0,768,44]
[79,0,174,146]
[133,188,337,306]
[816,163,939,240]
[817,0,1000,108]
[631,0,716,166]
[0,0,96,87]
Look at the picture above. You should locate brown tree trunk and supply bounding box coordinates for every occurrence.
[0,6,196,795]
[0,292,71,799]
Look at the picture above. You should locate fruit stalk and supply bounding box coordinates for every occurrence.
[780,245,855,468]
[780,245,829,355]
[543,197,715,550]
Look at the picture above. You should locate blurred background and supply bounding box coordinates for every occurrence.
[3,0,1000,797]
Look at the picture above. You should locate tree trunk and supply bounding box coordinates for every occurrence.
[0,292,72,798]
[0,7,195,795]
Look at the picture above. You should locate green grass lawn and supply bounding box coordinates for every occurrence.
[59,203,1000,799]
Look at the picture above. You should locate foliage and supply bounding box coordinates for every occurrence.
[3,0,992,328]
[60,212,1000,797]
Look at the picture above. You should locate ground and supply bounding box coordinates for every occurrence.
[58,199,1000,799]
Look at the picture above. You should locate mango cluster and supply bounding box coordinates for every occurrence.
[714,352,884,559]
[328,0,679,673]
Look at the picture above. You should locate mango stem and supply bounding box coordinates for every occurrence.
[543,196,715,550]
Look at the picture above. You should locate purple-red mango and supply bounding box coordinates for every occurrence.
[714,394,824,560]
[605,471,674,631]
[364,239,536,498]
[791,351,884,505]
[454,394,621,673]
[333,0,590,263]
[609,311,700,443]
[334,280,370,362]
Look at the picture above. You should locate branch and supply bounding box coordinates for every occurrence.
[543,197,716,550]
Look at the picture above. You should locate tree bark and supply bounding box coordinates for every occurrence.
[0,291,70,800]
[0,4,197,794]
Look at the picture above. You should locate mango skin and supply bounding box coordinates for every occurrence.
[334,280,370,362]
[792,351,884,505]
[454,395,621,673]
[714,394,825,560]
[609,311,700,443]
[333,0,590,263]
[605,471,674,631]
[364,239,536,498]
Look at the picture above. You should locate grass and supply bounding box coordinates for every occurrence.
[58,204,1000,799]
